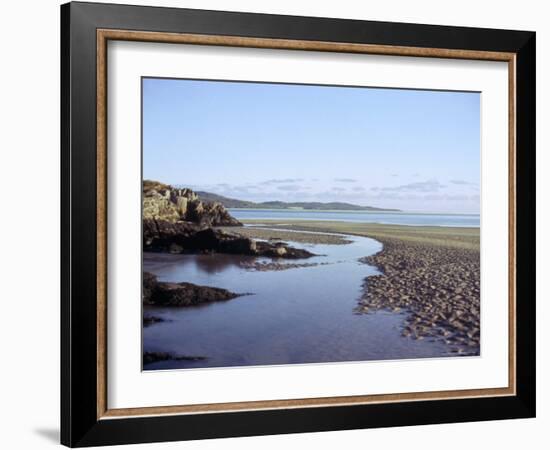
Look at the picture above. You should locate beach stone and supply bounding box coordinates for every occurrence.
[169,243,184,254]
[142,271,246,307]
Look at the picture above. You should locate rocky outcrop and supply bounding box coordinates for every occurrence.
[143,272,246,307]
[143,219,199,251]
[143,181,315,259]
[185,200,242,227]
[143,180,241,226]
[254,240,315,259]
[143,221,315,258]
[182,228,256,254]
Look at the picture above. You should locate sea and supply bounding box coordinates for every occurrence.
[228,209,480,228]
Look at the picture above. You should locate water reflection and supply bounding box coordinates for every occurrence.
[145,252,257,274]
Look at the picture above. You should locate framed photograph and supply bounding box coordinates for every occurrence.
[61,2,536,447]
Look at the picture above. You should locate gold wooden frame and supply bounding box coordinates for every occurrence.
[96,29,516,420]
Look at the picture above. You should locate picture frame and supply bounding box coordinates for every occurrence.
[60,1,535,447]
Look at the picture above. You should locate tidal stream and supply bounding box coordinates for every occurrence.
[143,230,449,370]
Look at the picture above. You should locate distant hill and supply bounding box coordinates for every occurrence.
[196,191,400,212]
[195,191,257,208]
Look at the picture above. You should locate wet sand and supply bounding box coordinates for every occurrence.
[240,220,479,250]
[218,226,351,245]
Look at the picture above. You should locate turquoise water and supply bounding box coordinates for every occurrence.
[229,209,480,227]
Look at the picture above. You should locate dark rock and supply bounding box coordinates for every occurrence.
[153,281,242,306]
[185,200,242,227]
[169,243,184,254]
[143,352,207,365]
[255,240,315,259]
[215,230,258,254]
[143,271,246,307]
[143,218,199,250]
[183,228,256,254]
[239,260,327,271]
[143,316,165,327]
[142,271,158,304]
[144,219,315,259]
[142,182,316,259]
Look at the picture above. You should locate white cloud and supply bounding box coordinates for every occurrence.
[450,179,478,186]
[333,178,357,183]
[276,184,305,192]
[374,179,445,193]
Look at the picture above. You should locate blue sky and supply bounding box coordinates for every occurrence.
[143,78,480,213]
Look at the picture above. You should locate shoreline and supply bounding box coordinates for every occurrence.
[217,225,351,245]
[228,208,480,217]
[241,220,479,250]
